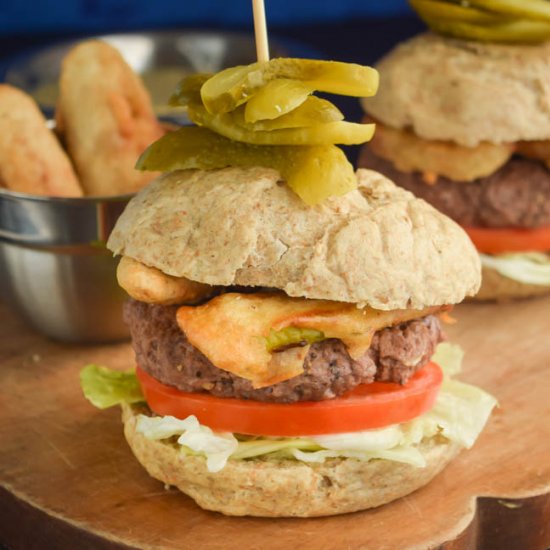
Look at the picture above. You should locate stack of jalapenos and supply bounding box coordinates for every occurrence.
[137,59,379,204]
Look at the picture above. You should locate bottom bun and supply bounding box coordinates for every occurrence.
[122,403,461,517]
[474,265,550,302]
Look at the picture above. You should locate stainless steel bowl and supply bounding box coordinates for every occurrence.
[0,189,131,343]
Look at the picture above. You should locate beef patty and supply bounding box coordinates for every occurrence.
[124,299,443,403]
[359,147,550,229]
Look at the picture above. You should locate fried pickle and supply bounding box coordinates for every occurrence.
[368,120,514,182]
[516,140,550,167]
[56,41,163,196]
[116,256,215,305]
[0,84,82,196]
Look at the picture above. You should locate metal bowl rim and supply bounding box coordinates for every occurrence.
[0,186,135,205]
[4,29,318,86]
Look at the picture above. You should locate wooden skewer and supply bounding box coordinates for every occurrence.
[252,0,270,62]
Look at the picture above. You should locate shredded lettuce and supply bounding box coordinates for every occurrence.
[426,379,496,448]
[80,365,144,409]
[137,415,238,472]
[432,340,463,378]
[291,446,427,467]
[480,252,550,286]
[128,343,496,472]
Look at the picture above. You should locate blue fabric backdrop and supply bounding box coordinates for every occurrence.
[0,1,412,34]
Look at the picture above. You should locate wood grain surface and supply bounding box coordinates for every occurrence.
[0,297,549,550]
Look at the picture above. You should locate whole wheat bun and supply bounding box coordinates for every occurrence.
[362,33,550,147]
[475,265,550,301]
[122,403,461,517]
[107,166,480,310]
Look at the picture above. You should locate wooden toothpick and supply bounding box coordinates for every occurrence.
[252,0,270,62]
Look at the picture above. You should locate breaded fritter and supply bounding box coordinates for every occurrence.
[0,84,82,196]
[56,40,163,196]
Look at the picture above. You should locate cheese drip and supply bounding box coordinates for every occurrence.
[176,293,441,388]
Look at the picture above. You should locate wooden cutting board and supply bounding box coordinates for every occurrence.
[0,297,549,550]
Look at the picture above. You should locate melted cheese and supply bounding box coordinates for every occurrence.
[176,293,441,388]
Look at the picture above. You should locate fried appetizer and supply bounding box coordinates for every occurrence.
[56,41,163,196]
[0,85,81,197]
[116,256,215,305]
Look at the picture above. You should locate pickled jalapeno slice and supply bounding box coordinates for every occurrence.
[467,0,550,21]
[239,96,344,131]
[410,0,550,43]
[135,126,357,204]
[423,16,550,42]
[188,101,375,146]
[409,0,512,24]
[265,326,325,353]
[244,79,313,123]
[200,58,379,114]
[169,73,212,107]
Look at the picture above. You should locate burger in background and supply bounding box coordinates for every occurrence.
[360,3,550,300]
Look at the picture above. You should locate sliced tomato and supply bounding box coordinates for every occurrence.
[464,225,550,254]
[136,362,443,436]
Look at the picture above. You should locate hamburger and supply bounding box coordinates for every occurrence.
[81,58,496,517]
[360,31,550,300]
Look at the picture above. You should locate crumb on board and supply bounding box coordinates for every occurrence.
[497,499,523,510]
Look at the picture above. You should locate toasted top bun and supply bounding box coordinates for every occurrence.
[107,166,480,310]
[362,33,550,147]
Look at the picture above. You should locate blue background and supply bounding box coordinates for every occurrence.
[0,1,412,34]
